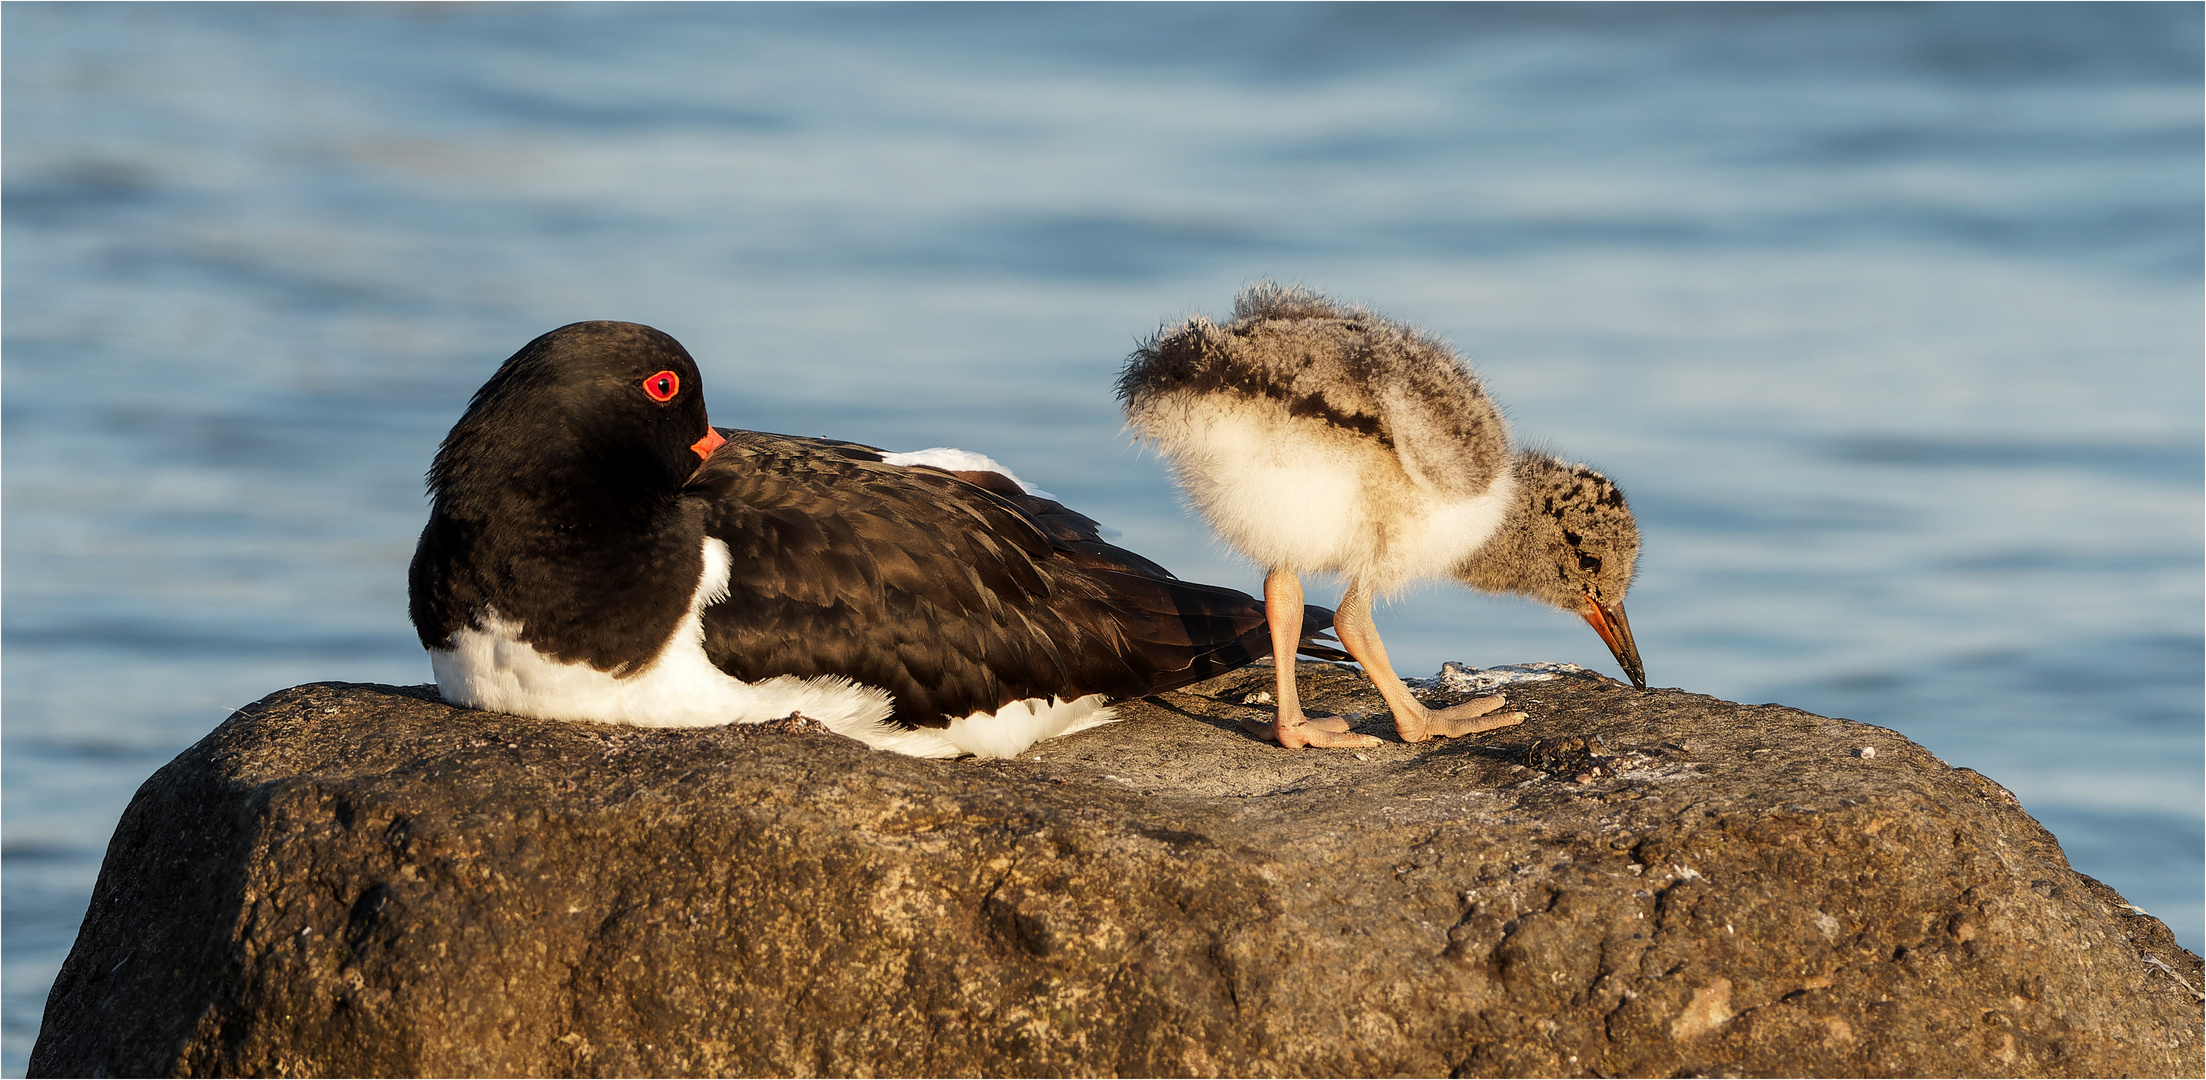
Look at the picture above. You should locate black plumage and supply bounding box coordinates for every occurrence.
[411,321,713,675]
[694,432,1336,727]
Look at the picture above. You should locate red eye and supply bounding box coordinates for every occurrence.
[642,370,679,402]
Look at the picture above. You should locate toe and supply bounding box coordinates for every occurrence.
[1435,694,1510,719]
[1280,722,1383,749]
[1426,709,1528,738]
[1302,712,1356,733]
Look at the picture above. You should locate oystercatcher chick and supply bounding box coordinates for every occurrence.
[409,321,1345,759]
[1118,285,1647,750]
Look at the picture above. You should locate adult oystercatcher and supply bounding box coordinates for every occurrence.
[1119,284,1647,750]
[409,320,1341,758]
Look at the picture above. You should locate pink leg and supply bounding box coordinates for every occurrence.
[1333,584,1525,743]
[1241,570,1381,750]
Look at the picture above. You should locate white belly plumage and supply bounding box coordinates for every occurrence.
[1147,400,1514,593]
[429,536,1118,758]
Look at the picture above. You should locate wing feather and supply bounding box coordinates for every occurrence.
[690,432,1329,727]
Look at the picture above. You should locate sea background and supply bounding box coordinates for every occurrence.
[3,3,2199,1070]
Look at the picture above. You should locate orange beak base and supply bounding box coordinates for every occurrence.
[1580,596,1648,689]
[691,426,727,461]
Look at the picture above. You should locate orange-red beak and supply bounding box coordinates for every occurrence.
[691,426,727,461]
[1579,596,1647,689]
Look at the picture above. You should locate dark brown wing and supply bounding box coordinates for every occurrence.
[933,466,1178,579]
[689,431,1336,728]
[938,464,1348,662]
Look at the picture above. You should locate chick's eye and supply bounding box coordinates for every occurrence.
[1577,553,1603,575]
[642,370,680,402]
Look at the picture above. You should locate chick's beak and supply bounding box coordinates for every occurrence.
[691,426,727,461]
[1580,596,1647,689]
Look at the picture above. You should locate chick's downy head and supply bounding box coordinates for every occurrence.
[1459,450,1646,687]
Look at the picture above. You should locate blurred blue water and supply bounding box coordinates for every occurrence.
[4,4,2199,1071]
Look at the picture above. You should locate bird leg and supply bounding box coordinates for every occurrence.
[1333,584,1526,742]
[1241,569,1381,750]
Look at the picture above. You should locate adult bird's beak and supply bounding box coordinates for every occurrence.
[1580,595,1647,689]
[691,426,727,461]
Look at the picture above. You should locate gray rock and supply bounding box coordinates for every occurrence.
[31,664,2204,1077]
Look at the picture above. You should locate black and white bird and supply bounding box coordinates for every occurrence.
[1119,285,1647,750]
[409,320,1346,758]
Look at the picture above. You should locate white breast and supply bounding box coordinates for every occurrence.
[429,537,1118,758]
[1140,395,1514,593]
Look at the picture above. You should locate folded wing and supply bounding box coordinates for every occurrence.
[691,431,1336,728]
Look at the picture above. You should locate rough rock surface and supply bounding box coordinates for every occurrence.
[32,663,2204,1078]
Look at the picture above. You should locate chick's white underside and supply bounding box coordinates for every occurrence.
[1138,394,1514,593]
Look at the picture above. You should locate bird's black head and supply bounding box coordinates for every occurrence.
[410,322,724,659]
[429,321,722,509]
